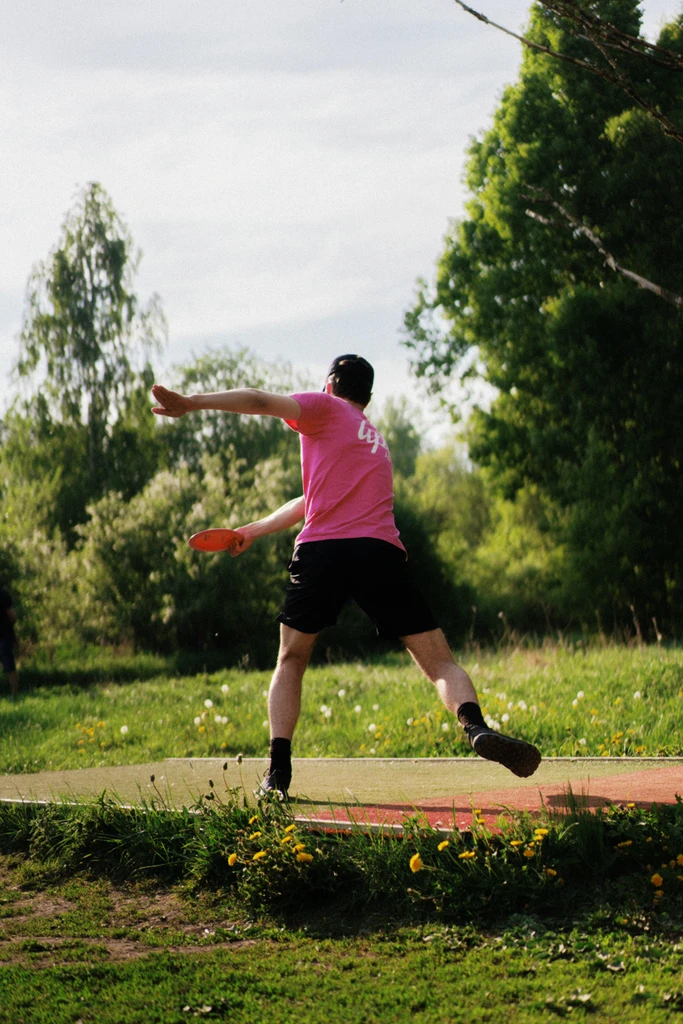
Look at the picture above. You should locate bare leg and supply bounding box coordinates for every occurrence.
[268,624,318,740]
[400,628,477,713]
[401,627,541,778]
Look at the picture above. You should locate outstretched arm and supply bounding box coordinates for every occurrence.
[151,385,301,421]
[232,496,306,557]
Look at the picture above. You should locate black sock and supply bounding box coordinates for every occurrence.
[269,737,292,790]
[457,702,486,730]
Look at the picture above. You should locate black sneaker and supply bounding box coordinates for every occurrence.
[254,770,289,801]
[466,725,541,778]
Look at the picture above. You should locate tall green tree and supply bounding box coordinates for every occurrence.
[8,182,166,537]
[404,1,683,632]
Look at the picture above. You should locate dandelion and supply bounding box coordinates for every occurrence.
[654,889,664,899]
[373,704,379,711]
[577,691,584,699]
[627,802,636,809]
[651,873,664,887]
[194,716,201,726]
[293,843,306,853]
[534,828,549,837]
[252,851,267,861]
[438,841,450,851]
[572,699,579,708]
[633,691,642,699]
[262,720,269,728]
[284,824,296,833]
[368,723,376,732]
[221,683,229,694]
[204,699,213,709]
[296,852,314,863]
[677,854,683,866]
[281,836,293,845]
[458,851,476,860]
[409,853,424,873]
[249,815,259,825]
[517,700,527,710]
[441,722,450,732]
[248,832,262,840]
[501,714,510,724]
[407,718,414,726]
[262,690,268,698]
[338,689,346,697]
[523,848,535,858]
[578,738,587,746]
[545,868,557,877]
[509,840,523,847]
[120,725,129,735]
[227,853,237,866]
[473,809,482,815]
[617,841,633,848]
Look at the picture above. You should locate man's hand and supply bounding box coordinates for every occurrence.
[151,385,192,418]
[230,526,256,558]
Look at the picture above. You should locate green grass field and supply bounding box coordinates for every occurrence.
[1,643,682,1022]
[3,643,683,774]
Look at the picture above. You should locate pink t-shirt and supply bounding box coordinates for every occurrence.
[285,392,404,551]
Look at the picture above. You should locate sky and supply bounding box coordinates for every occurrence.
[2,0,679,434]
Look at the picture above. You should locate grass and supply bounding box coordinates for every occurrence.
[1,641,683,1022]
[1,642,682,774]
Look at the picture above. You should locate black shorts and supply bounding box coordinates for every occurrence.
[277,538,438,638]
[0,637,16,674]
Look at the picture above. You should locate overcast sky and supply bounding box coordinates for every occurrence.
[2,0,679,431]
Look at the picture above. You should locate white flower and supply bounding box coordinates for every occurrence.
[338,689,346,697]
[633,691,642,699]
[496,693,507,702]
[576,690,584,699]
[441,722,450,732]
[369,747,376,754]
[507,701,514,710]
[262,720,269,729]
[204,699,213,709]
[120,725,129,735]
[572,699,579,708]
[578,737,587,745]
[517,700,527,710]
[324,708,332,719]
[215,715,222,723]
[354,705,362,713]
[320,704,329,714]
[372,704,379,711]
[484,716,500,730]
[221,684,229,694]
[368,723,377,732]
[501,713,510,723]
[194,716,201,726]
[262,690,268,698]
[407,717,414,726]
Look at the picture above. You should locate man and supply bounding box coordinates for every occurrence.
[151,355,541,796]
[0,586,19,697]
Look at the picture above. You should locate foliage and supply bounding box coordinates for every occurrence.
[74,454,300,660]
[404,0,683,633]
[375,396,422,479]
[6,182,167,539]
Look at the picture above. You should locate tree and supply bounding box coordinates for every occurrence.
[404,0,683,632]
[376,396,422,478]
[9,182,166,535]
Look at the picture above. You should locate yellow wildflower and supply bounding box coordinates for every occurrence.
[437,840,450,852]
[458,851,476,860]
[248,832,262,840]
[473,808,482,815]
[227,853,237,866]
[627,802,635,809]
[249,815,259,825]
[280,836,293,845]
[617,840,633,848]
[293,843,306,852]
[252,850,267,861]
[650,873,664,887]
[654,890,664,899]
[409,853,424,873]
[296,852,314,863]
[509,840,523,848]
[677,854,683,866]
[534,828,549,837]
[523,848,535,858]
[284,824,297,833]
[545,868,557,877]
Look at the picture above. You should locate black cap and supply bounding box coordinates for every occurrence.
[324,354,374,403]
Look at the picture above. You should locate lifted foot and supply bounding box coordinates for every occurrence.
[466,726,542,778]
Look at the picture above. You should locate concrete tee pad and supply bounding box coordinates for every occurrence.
[0,756,681,832]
